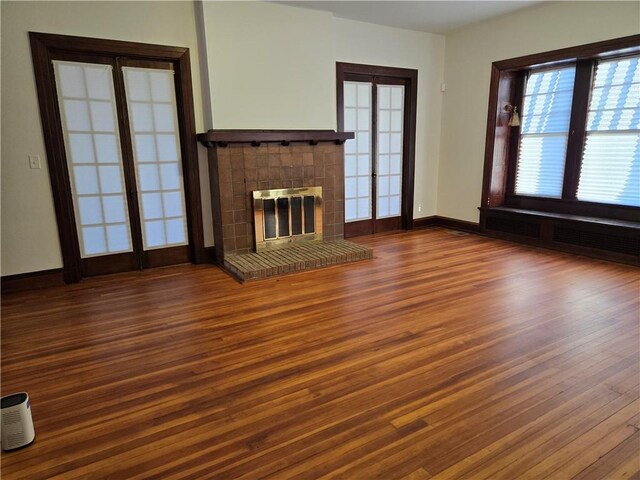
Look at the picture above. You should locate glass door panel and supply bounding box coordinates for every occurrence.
[122,66,189,252]
[53,60,133,259]
[376,84,404,219]
[343,81,373,223]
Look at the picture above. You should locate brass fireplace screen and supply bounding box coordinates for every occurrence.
[253,187,323,252]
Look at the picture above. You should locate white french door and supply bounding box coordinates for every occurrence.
[342,76,406,236]
[52,57,190,275]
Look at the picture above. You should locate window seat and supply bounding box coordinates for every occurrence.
[479,206,639,266]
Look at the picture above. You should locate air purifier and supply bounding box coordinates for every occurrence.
[1,392,35,451]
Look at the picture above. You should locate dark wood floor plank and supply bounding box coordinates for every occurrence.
[1,228,638,479]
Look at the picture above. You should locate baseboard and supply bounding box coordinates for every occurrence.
[2,269,64,294]
[413,216,438,228]
[3,248,218,294]
[435,216,481,233]
[201,246,217,264]
[413,216,480,233]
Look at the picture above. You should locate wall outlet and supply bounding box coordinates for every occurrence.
[28,155,41,170]
[418,203,422,213]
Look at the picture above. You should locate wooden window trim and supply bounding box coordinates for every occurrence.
[336,62,418,230]
[29,32,204,283]
[482,34,640,223]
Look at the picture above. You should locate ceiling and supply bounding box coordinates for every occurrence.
[272,1,543,34]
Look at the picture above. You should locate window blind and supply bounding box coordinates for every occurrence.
[515,66,576,198]
[577,56,640,207]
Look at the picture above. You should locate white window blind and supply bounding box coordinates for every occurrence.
[515,66,576,198]
[343,81,372,222]
[376,85,404,219]
[122,67,189,249]
[577,56,640,207]
[53,61,133,258]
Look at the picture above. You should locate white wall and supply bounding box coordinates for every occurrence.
[438,1,640,222]
[333,18,445,218]
[0,1,211,276]
[202,1,335,129]
[201,3,445,218]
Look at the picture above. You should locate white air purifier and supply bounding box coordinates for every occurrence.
[1,392,35,451]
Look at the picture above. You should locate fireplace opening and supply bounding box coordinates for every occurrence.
[253,187,323,252]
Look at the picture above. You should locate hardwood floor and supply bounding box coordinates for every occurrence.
[1,228,638,479]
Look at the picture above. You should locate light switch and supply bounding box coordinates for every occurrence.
[29,155,41,169]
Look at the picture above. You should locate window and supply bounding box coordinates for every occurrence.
[512,54,639,208]
[577,56,639,207]
[481,36,640,222]
[515,66,576,198]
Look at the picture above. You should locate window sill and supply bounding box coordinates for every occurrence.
[479,206,639,266]
[503,195,639,223]
[483,206,640,229]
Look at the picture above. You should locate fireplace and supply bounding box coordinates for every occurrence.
[253,186,323,252]
[197,130,372,281]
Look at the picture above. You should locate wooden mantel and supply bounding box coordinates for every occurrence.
[197,129,354,147]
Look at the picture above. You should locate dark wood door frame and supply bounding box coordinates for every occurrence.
[30,32,204,283]
[336,62,418,235]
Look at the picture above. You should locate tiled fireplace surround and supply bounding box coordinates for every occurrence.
[198,130,355,266]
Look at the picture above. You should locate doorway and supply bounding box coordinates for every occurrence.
[30,33,204,283]
[337,63,418,237]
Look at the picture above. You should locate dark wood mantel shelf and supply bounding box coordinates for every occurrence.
[197,129,354,148]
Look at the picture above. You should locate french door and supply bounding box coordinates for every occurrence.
[52,56,189,276]
[31,33,203,283]
[337,63,418,237]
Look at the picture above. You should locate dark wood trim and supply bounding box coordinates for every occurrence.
[118,59,174,70]
[561,59,594,199]
[482,68,520,209]
[433,216,481,234]
[81,252,139,277]
[29,33,83,284]
[29,32,204,283]
[1,269,64,294]
[372,77,379,227]
[336,62,418,232]
[413,216,480,234]
[336,62,419,80]
[174,48,205,263]
[505,72,525,196]
[402,69,418,231]
[113,56,145,271]
[30,32,191,61]
[206,148,224,265]
[493,34,640,71]
[482,207,639,229]
[143,245,190,269]
[201,246,217,264]
[344,219,373,238]
[412,216,439,229]
[374,216,402,234]
[503,195,640,222]
[480,207,639,266]
[197,130,354,147]
[481,64,502,209]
